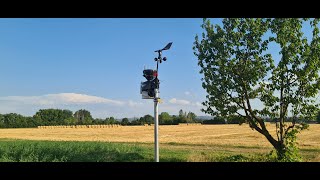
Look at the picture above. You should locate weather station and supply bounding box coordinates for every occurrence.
[140,42,172,162]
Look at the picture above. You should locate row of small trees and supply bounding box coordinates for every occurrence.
[123,110,197,126]
[0,109,119,128]
[0,109,198,128]
[202,115,318,125]
[202,115,245,124]
[1,108,318,128]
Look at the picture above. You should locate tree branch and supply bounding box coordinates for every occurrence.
[226,92,245,109]
[279,76,284,142]
[242,82,268,131]
[235,111,246,118]
[276,121,280,141]
[284,118,296,136]
[241,97,264,134]
[241,77,279,147]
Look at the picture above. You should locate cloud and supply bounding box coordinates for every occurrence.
[184,91,198,98]
[169,98,191,105]
[195,102,202,107]
[168,98,202,107]
[128,100,143,107]
[0,93,207,118]
[0,93,125,106]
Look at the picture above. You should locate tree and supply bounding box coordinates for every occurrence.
[121,118,129,126]
[194,18,320,161]
[159,112,173,125]
[202,116,226,124]
[34,109,73,125]
[317,111,320,124]
[105,117,117,125]
[64,117,77,125]
[214,116,226,124]
[131,120,139,125]
[227,115,246,124]
[178,109,188,123]
[187,112,197,123]
[171,115,180,125]
[141,114,153,125]
[0,114,4,128]
[178,109,184,119]
[74,109,93,124]
[1,113,27,128]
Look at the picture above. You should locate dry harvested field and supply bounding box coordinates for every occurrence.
[1,124,320,149]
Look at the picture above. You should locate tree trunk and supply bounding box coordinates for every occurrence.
[263,131,286,160]
[274,141,286,160]
[254,121,286,160]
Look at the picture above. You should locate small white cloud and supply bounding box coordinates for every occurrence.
[195,102,202,107]
[54,93,124,105]
[0,93,125,106]
[128,100,143,107]
[169,98,191,105]
[184,91,191,95]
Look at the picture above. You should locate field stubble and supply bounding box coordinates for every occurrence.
[1,124,319,149]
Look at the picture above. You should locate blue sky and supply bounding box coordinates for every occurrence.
[0,18,214,118]
[0,18,317,119]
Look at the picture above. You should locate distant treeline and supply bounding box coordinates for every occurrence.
[201,115,317,125]
[0,109,198,128]
[202,115,246,124]
[1,109,317,128]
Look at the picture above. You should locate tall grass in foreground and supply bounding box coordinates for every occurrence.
[0,139,296,162]
[0,140,151,162]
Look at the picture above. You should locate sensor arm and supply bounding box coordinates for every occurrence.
[154,42,173,89]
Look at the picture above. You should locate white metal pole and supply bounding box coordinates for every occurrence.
[154,88,159,162]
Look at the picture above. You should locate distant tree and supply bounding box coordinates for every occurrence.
[178,109,184,119]
[0,114,4,128]
[74,109,93,124]
[194,18,320,161]
[25,117,36,127]
[105,117,117,124]
[33,114,44,126]
[143,114,154,125]
[121,118,129,125]
[132,119,142,125]
[177,109,187,123]
[34,109,73,125]
[159,112,172,125]
[2,113,27,128]
[227,115,246,125]
[64,117,77,125]
[93,118,104,125]
[171,115,180,125]
[213,116,226,124]
[203,117,225,124]
[187,112,197,123]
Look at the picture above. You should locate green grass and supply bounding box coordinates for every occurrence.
[0,140,147,162]
[0,139,318,162]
